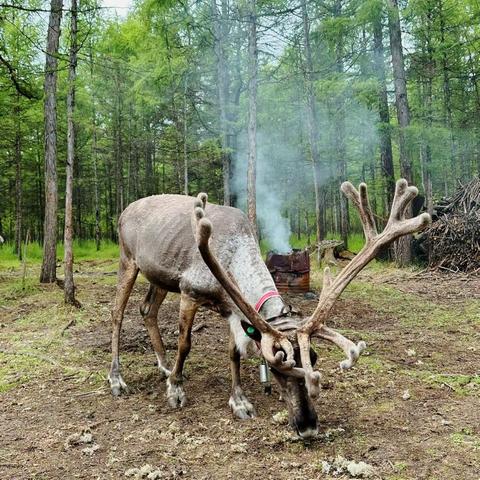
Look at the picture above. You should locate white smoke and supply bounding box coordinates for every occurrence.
[232,131,296,253]
[230,95,378,253]
[257,183,292,254]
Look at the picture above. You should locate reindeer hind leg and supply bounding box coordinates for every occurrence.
[109,256,139,396]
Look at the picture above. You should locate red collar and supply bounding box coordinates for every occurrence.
[254,290,280,312]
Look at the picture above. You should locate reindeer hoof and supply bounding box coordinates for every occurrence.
[166,378,187,408]
[229,394,256,420]
[108,373,128,396]
[111,385,122,397]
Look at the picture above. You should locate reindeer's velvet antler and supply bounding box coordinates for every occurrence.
[192,194,297,372]
[297,179,431,398]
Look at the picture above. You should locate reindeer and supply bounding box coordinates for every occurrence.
[108,179,430,438]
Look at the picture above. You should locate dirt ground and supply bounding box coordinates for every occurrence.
[0,260,479,480]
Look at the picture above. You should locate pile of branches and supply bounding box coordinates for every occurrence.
[426,177,480,272]
[435,176,480,215]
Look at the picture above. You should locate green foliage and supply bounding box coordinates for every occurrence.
[0,241,119,269]
[0,0,479,256]
[340,278,480,333]
[260,231,365,256]
[450,430,480,449]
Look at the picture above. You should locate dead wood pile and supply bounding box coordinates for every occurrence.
[427,177,480,272]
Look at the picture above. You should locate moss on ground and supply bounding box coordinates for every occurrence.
[402,370,480,396]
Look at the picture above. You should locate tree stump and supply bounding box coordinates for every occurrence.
[317,240,344,265]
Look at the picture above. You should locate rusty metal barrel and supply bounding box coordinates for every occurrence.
[265,249,310,294]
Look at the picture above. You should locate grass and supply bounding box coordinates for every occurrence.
[0,350,45,393]
[0,275,109,394]
[0,240,119,270]
[337,278,480,329]
[403,371,480,396]
[450,429,480,450]
[0,277,40,305]
[260,231,366,256]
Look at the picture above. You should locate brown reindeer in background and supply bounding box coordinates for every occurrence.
[109,179,430,438]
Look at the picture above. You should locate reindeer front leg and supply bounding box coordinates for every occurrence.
[141,285,171,379]
[166,293,198,408]
[228,332,256,419]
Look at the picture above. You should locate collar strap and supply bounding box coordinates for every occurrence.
[255,290,280,313]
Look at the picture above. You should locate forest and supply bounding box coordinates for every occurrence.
[0,1,479,479]
[1,0,479,262]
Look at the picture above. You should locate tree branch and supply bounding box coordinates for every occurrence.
[0,52,37,99]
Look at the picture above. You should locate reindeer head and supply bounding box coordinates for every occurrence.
[241,314,320,437]
[193,180,431,437]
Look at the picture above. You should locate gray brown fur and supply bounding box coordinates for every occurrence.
[108,194,296,427]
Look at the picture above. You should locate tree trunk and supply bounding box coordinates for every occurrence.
[145,123,154,196]
[420,144,433,214]
[421,22,434,216]
[305,210,310,246]
[114,67,124,219]
[35,128,45,241]
[14,93,22,259]
[466,49,480,177]
[438,0,456,189]
[301,0,324,248]
[334,0,348,249]
[212,0,231,205]
[40,0,63,284]
[369,151,378,216]
[372,10,395,216]
[246,0,258,236]
[387,0,412,266]
[64,0,80,307]
[183,75,189,195]
[93,138,101,251]
[228,21,244,208]
[105,155,115,241]
[89,46,101,251]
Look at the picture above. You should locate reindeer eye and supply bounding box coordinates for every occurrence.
[247,326,256,335]
[241,321,261,341]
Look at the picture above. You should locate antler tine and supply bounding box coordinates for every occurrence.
[388,179,417,222]
[341,182,377,241]
[319,267,333,302]
[384,181,431,241]
[297,331,321,398]
[313,325,366,370]
[197,192,207,209]
[192,193,296,371]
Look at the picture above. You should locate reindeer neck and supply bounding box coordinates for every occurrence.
[228,237,285,320]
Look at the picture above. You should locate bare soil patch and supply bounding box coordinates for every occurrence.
[0,264,479,479]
